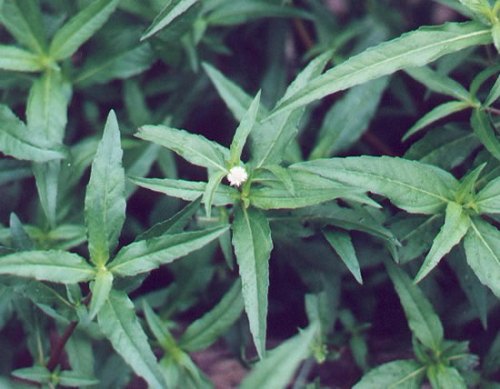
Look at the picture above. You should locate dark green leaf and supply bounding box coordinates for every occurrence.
[476,176,500,214]
[85,110,126,267]
[229,91,260,165]
[141,0,198,40]
[232,205,273,358]
[323,229,362,284]
[471,108,500,161]
[97,290,166,389]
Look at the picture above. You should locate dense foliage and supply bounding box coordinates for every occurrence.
[0,0,499,388]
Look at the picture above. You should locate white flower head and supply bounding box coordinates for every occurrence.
[227,166,248,187]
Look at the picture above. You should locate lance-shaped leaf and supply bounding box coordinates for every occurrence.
[403,101,471,140]
[27,69,72,144]
[385,260,444,351]
[457,0,492,24]
[88,269,113,321]
[179,279,244,352]
[292,156,459,214]
[239,323,318,389]
[232,205,273,359]
[0,250,95,283]
[97,290,166,389]
[484,75,500,107]
[271,21,491,117]
[471,108,500,161]
[108,225,229,277]
[33,160,60,228]
[130,176,238,205]
[202,170,226,217]
[141,0,199,40]
[427,365,467,389]
[136,125,229,171]
[229,91,261,165]
[0,0,47,54]
[49,0,120,61]
[0,45,44,72]
[404,66,471,101]
[323,229,362,284]
[353,360,425,389]
[476,176,500,214]
[464,218,500,298]
[85,111,125,267]
[414,202,470,283]
[0,105,66,162]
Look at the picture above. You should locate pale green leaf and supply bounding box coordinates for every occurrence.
[202,170,226,217]
[464,218,500,298]
[414,202,470,283]
[88,269,113,321]
[0,104,66,162]
[0,0,47,54]
[179,280,244,352]
[0,45,43,72]
[404,66,471,101]
[476,176,500,214]
[11,366,51,384]
[353,360,425,389]
[310,77,389,159]
[428,365,467,389]
[271,21,491,117]
[58,371,99,387]
[240,323,318,389]
[0,250,95,283]
[141,0,198,40]
[403,101,470,140]
[457,0,492,24]
[84,111,126,267]
[484,75,500,107]
[109,225,229,277]
[49,0,120,60]
[229,91,261,164]
[97,290,166,389]
[130,176,237,205]
[385,260,444,351]
[323,229,362,284]
[292,156,459,214]
[232,205,273,359]
[493,23,500,53]
[33,160,60,227]
[471,108,500,161]
[136,125,228,171]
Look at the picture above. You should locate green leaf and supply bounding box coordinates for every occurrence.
[49,0,120,61]
[137,197,202,241]
[11,366,51,384]
[130,176,238,205]
[97,290,166,389]
[88,269,113,321]
[471,108,500,161]
[84,110,125,267]
[403,101,471,141]
[179,279,244,352]
[476,176,500,214]
[404,66,471,101]
[385,260,444,351]
[464,217,500,298]
[292,156,459,214]
[0,104,66,162]
[484,75,500,107]
[323,229,362,284]
[0,44,44,72]
[141,0,199,40]
[271,21,492,117]
[249,169,373,210]
[493,22,500,53]
[0,250,95,283]
[33,160,61,227]
[414,202,470,283]
[9,213,34,250]
[108,225,229,277]
[0,0,47,54]
[232,205,273,359]
[57,371,99,387]
[239,323,318,389]
[457,0,492,24]
[202,170,226,217]
[427,365,467,389]
[229,91,261,165]
[353,360,425,389]
[136,125,229,171]
[310,77,389,159]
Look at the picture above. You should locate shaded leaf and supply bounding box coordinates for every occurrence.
[353,360,425,389]
[476,175,500,214]
[141,0,198,40]
[88,269,113,321]
[323,229,362,284]
[471,108,500,161]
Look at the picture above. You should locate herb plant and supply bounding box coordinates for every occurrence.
[0,0,499,388]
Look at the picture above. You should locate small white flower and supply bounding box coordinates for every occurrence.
[227,166,248,187]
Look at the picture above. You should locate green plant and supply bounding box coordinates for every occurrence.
[0,0,499,388]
